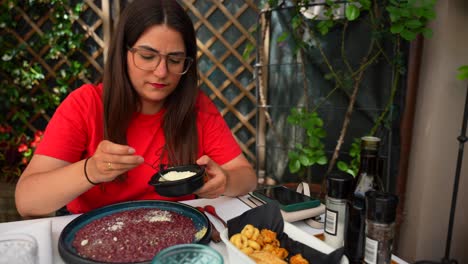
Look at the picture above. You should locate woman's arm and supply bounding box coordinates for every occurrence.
[195,154,257,198]
[15,155,92,217]
[15,140,144,217]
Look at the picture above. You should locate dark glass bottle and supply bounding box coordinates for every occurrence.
[345,136,384,264]
[354,136,383,198]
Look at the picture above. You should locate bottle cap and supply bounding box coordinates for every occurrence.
[327,172,354,199]
[361,136,380,151]
[365,191,398,224]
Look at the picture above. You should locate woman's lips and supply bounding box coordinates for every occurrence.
[150,83,167,89]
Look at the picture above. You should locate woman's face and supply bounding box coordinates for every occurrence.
[127,25,187,114]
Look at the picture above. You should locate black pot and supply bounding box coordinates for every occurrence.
[148,164,205,197]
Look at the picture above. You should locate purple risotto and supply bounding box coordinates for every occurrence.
[72,208,197,263]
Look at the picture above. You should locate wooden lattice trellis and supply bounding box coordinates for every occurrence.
[182,0,259,162]
[2,0,259,163]
[1,0,108,135]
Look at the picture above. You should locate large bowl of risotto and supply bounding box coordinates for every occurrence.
[58,200,212,264]
[148,164,206,197]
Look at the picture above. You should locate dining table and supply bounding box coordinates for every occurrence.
[0,195,408,264]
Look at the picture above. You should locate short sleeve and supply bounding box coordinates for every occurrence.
[35,84,104,162]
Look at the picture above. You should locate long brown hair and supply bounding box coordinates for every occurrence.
[103,0,199,167]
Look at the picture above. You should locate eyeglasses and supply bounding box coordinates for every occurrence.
[128,47,193,75]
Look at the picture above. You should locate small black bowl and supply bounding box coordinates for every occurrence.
[148,164,205,197]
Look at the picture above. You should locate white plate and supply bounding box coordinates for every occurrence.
[220,222,348,264]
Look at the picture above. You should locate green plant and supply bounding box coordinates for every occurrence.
[0,0,86,182]
[258,0,436,179]
[287,108,328,174]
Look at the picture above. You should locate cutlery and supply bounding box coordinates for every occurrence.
[203,205,227,228]
[196,207,221,243]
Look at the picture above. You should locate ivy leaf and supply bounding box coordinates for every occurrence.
[345,4,360,21]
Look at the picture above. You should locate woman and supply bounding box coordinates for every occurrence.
[15,0,257,217]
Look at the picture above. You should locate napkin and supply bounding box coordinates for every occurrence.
[0,220,53,264]
[227,202,344,264]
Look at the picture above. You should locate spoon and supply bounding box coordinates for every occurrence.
[143,161,171,181]
[204,205,227,228]
[196,207,221,243]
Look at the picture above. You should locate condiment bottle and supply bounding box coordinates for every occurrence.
[324,172,354,249]
[354,136,383,199]
[364,191,398,264]
[345,136,384,263]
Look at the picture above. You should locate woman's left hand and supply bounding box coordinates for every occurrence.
[194,155,227,199]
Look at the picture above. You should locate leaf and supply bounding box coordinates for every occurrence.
[289,160,301,174]
[400,29,417,41]
[277,32,289,43]
[359,0,372,10]
[337,161,349,172]
[299,155,311,166]
[389,12,400,22]
[345,4,360,21]
[242,43,255,60]
[421,28,433,39]
[423,9,436,20]
[390,23,404,34]
[317,156,327,165]
[457,65,468,80]
[347,168,357,177]
[405,19,423,29]
[399,9,411,18]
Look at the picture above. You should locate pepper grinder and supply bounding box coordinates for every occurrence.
[364,191,399,264]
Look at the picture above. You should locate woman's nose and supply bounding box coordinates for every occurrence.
[152,58,168,77]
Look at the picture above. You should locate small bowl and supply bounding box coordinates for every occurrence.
[151,243,223,264]
[148,164,205,197]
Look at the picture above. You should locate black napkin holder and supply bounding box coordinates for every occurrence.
[227,202,345,264]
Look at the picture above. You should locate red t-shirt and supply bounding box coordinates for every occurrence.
[35,83,241,213]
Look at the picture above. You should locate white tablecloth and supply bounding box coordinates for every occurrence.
[0,196,408,264]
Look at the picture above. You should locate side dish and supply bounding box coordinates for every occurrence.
[229,224,309,264]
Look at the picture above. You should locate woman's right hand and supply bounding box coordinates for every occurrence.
[86,140,144,183]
